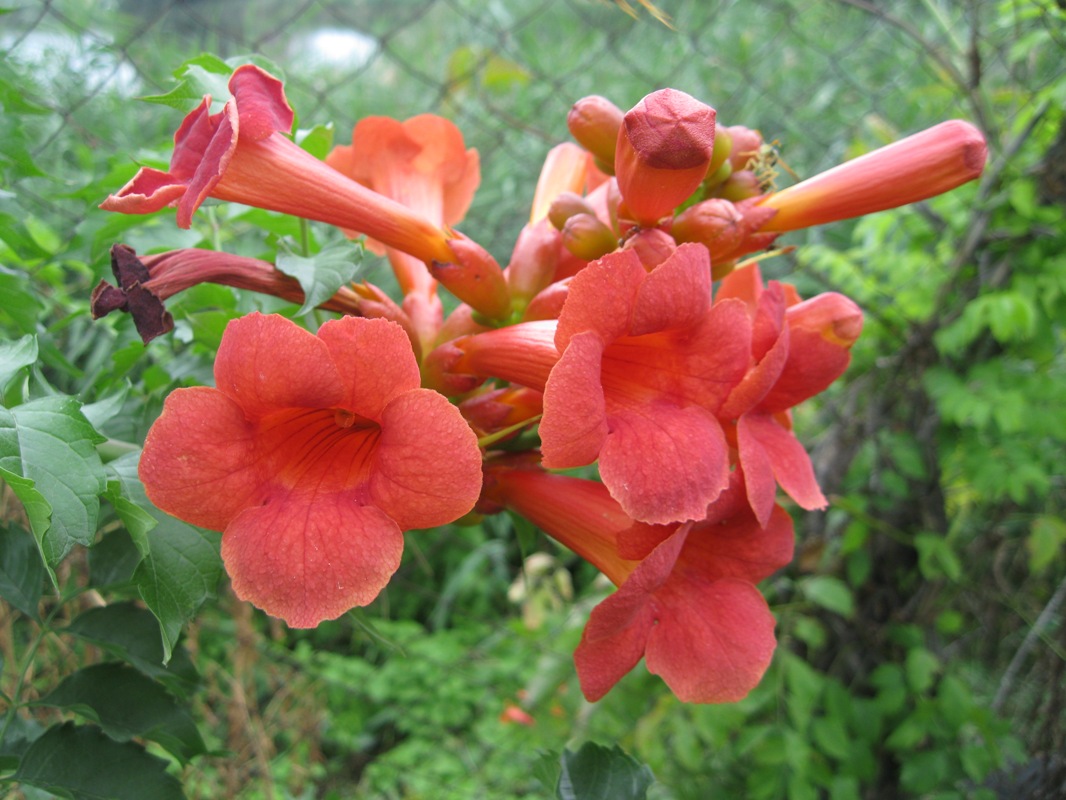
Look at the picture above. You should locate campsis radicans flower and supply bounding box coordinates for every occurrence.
[451,242,751,525]
[138,312,482,627]
[325,114,481,348]
[100,65,456,266]
[480,463,794,703]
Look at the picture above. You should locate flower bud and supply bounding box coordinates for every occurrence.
[421,340,486,397]
[614,89,716,226]
[430,236,512,321]
[522,279,571,322]
[506,220,562,312]
[707,126,733,178]
[758,120,987,232]
[561,213,618,261]
[568,95,624,173]
[530,142,591,224]
[548,191,598,230]
[717,170,763,202]
[672,199,745,262]
[725,125,764,171]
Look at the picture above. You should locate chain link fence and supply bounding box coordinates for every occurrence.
[4,0,999,258]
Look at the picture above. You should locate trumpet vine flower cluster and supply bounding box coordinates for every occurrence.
[97,64,986,704]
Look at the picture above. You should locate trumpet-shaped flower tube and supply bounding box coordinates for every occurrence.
[101,65,455,266]
[139,313,482,627]
[481,465,793,703]
[757,120,987,231]
[91,244,368,343]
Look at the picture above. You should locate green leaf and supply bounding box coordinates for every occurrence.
[65,603,199,698]
[89,527,143,588]
[0,397,107,584]
[810,716,852,760]
[0,523,43,619]
[297,122,335,160]
[12,722,185,800]
[106,453,222,661]
[801,576,854,618]
[914,533,962,582]
[905,647,940,693]
[33,663,207,763]
[275,239,364,316]
[141,54,234,110]
[0,334,36,389]
[556,742,655,800]
[79,383,131,432]
[1027,515,1066,574]
[0,267,46,333]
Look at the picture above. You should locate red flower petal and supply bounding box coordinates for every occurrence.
[372,388,483,531]
[680,504,796,583]
[759,300,860,413]
[179,100,238,228]
[740,413,827,511]
[599,403,729,524]
[139,386,260,531]
[629,243,712,335]
[574,583,656,702]
[555,249,646,351]
[228,65,295,141]
[540,330,609,469]
[317,317,421,420]
[736,420,779,529]
[213,313,344,418]
[222,492,403,628]
[98,168,188,216]
[645,577,776,703]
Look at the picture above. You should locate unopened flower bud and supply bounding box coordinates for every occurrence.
[421,340,486,397]
[614,88,716,225]
[430,236,512,321]
[568,95,624,173]
[561,213,618,261]
[548,192,598,230]
[725,125,764,171]
[506,220,562,312]
[717,170,763,202]
[672,199,744,261]
[707,126,733,178]
[530,142,591,224]
[757,120,988,232]
[522,279,571,322]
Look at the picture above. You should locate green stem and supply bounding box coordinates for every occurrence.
[477,415,542,449]
[0,599,68,745]
[298,218,311,257]
[96,438,140,462]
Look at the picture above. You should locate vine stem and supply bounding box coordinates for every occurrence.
[0,597,71,747]
[992,572,1066,712]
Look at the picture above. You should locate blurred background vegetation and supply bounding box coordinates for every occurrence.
[1,0,1065,798]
